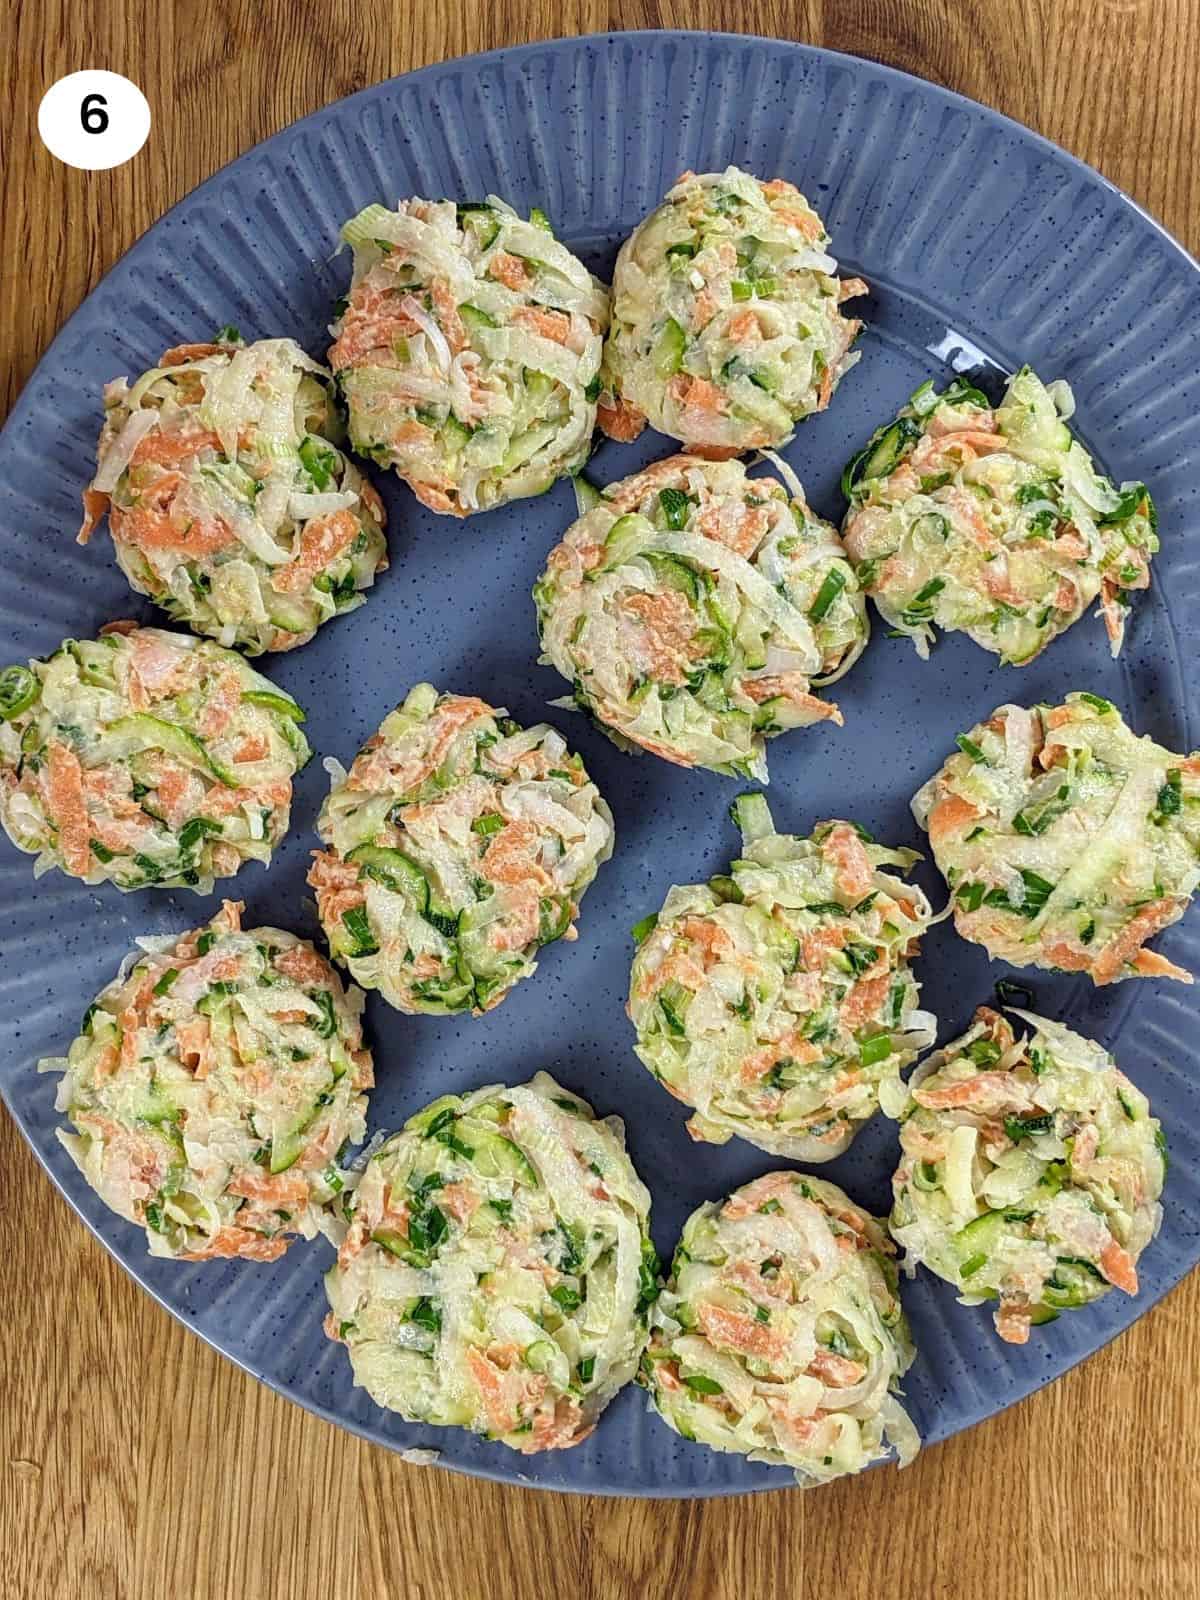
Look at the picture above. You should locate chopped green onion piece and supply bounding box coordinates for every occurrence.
[658,487,691,530]
[341,905,379,956]
[683,1373,723,1394]
[808,567,847,622]
[0,664,38,721]
[1156,769,1182,816]
[1004,1112,1055,1142]
[1077,693,1114,714]
[859,1033,893,1067]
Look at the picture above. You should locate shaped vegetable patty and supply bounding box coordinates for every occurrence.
[80,333,387,654]
[842,369,1157,664]
[310,685,613,1014]
[42,900,372,1260]
[890,1006,1165,1344]
[535,455,866,780]
[629,793,935,1160]
[330,197,609,514]
[914,694,1199,984]
[641,1171,918,1483]
[0,624,309,891]
[324,1072,657,1452]
[599,167,866,453]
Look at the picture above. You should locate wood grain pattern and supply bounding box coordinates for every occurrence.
[1,3,1198,1596]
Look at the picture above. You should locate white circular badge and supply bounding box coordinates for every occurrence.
[37,71,151,171]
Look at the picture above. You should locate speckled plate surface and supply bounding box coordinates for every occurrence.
[2,31,1200,1496]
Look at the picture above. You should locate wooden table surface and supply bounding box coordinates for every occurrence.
[2,3,1198,1596]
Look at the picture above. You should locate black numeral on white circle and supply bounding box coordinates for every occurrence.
[80,93,110,134]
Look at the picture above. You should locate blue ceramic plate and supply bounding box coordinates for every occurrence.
[2,32,1199,1496]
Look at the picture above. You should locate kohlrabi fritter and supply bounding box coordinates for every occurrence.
[629,793,935,1160]
[535,455,867,781]
[0,624,309,892]
[80,333,387,654]
[641,1171,918,1484]
[330,197,609,515]
[842,369,1157,664]
[310,685,613,1015]
[324,1072,657,1451]
[599,167,867,453]
[914,694,1200,985]
[890,1006,1165,1345]
[42,900,372,1261]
